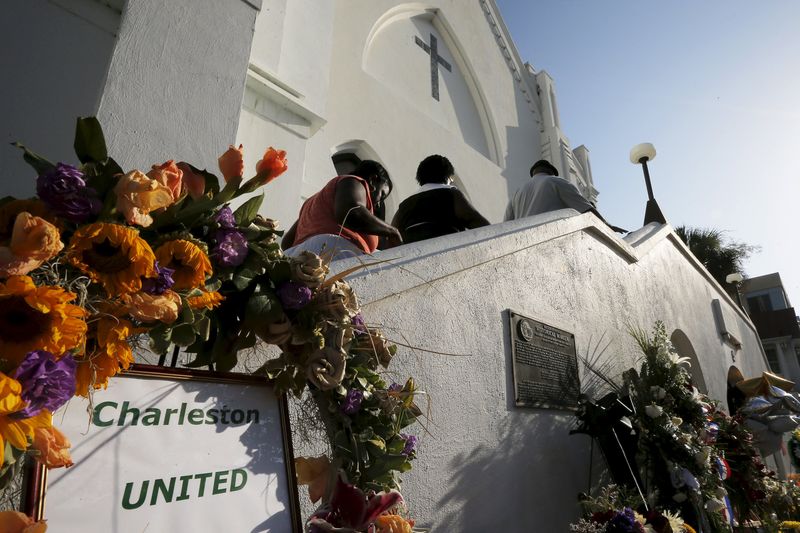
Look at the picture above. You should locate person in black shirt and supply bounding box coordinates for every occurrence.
[390,155,489,245]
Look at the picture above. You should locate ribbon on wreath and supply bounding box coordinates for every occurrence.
[714,456,734,525]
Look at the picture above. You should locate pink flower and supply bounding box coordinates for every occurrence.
[146,160,183,201]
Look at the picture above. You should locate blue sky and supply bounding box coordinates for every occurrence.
[496,0,800,300]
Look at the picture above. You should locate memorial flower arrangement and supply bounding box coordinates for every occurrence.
[0,118,422,532]
[575,322,800,532]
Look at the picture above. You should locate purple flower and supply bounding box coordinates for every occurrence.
[388,382,403,393]
[216,205,236,229]
[341,389,364,415]
[351,313,367,334]
[36,163,100,222]
[141,261,175,295]
[213,229,249,267]
[12,350,76,418]
[400,433,417,456]
[276,281,312,310]
[606,508,639,533]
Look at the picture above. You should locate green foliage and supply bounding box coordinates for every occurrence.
[675,225,759,290]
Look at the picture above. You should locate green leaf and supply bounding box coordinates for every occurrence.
[193,316,211,340]
[74,116,108,163]
[234,194,264,226]
[215,177,242,204]
[180,304,195,324]
[171,323,196,347]
[243,293,282,330]
[265,259,292,284]
[12,142,55,174]
[148,324,172,354]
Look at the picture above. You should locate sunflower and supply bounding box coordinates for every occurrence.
[187,290,224,310]
[155,239,212,290]
[0,276,87,368]
[0,372,52,465]
[67,223,156,296]
[75,314,135,397]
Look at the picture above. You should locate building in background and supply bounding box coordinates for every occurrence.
[741,272,800,386]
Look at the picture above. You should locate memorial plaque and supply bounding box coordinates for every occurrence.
[508,311,580,410]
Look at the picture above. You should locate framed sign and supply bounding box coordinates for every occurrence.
[28,364,301,532]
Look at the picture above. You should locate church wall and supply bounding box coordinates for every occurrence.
[1,0,120,198]
[238,0,549,229]
[324,214,768,531]
[95,0,260,173]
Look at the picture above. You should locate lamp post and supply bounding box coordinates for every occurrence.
[629,143,667,225]
[726,272,745,310]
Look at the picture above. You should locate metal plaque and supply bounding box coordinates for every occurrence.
[509,311,580,410]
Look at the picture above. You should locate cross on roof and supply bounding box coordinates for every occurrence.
[414,33,452,101]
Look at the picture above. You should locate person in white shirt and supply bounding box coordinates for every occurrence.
[504,159,625,233]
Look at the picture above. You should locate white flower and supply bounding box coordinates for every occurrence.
[694,448,710,467]
[650,386,667,400]
[705,498,725,512]
[673,492,688,503]
[671,417,683,427]
[661,510,684,532]
[645,404,663,418]
[715,486,728,498]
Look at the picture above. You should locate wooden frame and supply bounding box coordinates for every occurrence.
[24,363,302,532]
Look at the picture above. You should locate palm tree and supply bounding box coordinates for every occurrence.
[674,226,759,292]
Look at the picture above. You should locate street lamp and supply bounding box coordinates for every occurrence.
[726,272,745,310]
[629,143,667,225]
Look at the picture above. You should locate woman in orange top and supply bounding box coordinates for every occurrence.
[282,160,401,260]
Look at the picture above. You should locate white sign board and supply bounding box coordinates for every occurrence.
[42,367,299,532]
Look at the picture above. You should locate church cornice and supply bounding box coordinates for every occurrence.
[478,0,541,122]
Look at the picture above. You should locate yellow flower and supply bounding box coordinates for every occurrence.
[75,315,135,397]
[0,510,47,533]
[187,291,225,310]
[683,525,697,533]
[114,170,175,227]
[67,223,157,296]
[0,276,87,367]
[123,290,181,324]
[155,239,212,290]
[0,212,63,278]
[0,373,52,465]
[375,514,413,533]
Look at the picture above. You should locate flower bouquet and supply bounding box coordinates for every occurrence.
[0,117,421,531]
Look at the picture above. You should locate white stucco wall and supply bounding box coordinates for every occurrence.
[319,213,767,532]
[1,0,120,197]
[96,0,260,173]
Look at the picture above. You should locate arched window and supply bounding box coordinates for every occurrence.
[670,330,708,394]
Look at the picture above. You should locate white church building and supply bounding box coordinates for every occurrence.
[1,1,776,531]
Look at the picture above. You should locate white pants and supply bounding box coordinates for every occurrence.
[284,234,365,262]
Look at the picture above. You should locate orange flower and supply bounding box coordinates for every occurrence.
[187,291,224,310]
[0,213,63,277]
[66,223,156,296]
[0,373,52,465]
[295,455,330,504]
[155,239,212,290]
[31,426,73,469]
[123,290,181,324]
[114,170,175,227]
[0,511,47,533]
[218,144,244,183]
[146,160,184,201]
[375,514,414,533]
[0,199,54,245]
[176,162,207,200]
[75,315,135,396]
[0,276,86,367]
[255,147,288,185]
